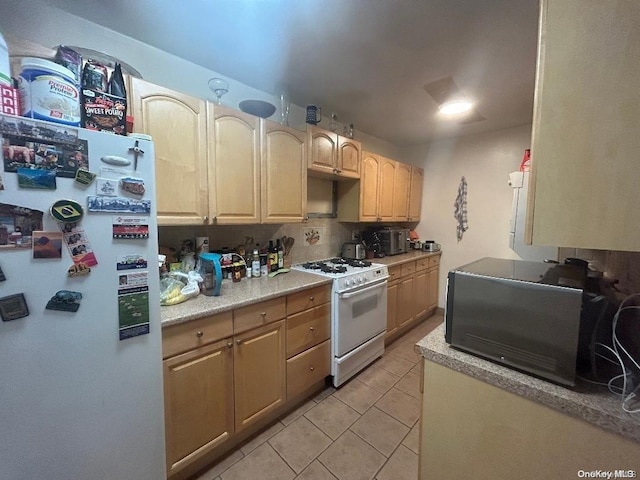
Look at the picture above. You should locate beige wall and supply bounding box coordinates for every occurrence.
[403,124,533,306]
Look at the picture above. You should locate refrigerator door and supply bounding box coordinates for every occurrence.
[0,115,165,480]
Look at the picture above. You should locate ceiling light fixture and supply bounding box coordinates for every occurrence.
[438,99,474,115]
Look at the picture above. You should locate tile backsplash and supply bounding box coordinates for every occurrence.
[158,218,360,264]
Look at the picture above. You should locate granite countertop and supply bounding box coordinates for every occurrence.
[416,324,640,443]
[161,270,331,327]
[160,250,441,328]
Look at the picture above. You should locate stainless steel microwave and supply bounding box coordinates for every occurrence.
[444,257,589,387]
[376,228,409,256]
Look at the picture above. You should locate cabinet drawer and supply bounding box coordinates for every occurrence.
[162,311,233,359]
[387,265,402,282]
[286,303,331,358]
[286,284,331,316]
[416,257,430,271]
[286,339,331,399]
[234,297,286,334]
[428,256,440,269]
[401,261,416,277]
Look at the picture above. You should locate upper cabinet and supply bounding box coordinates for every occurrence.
[261,120,307,223]
[392,162,411,220]
[407,166,423,222]
[129,78,209,225]
[526,0,640,251]
[307,125,361,179]
[130,78,306,225]
[208,105,261,224]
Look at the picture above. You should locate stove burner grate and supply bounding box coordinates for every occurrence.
[320,264,347,274]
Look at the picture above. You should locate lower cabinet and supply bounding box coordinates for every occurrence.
[385,254,441,344]
[234,320,286,433]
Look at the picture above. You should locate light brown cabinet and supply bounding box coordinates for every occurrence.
[129,78,209,225]
[162,312,234,478]
[261,120,307,223]
[131,78,306,226]
[234,319,287,433]
[337,152,398,222]
[393,162,411,220]
[285,285,332,399]
[307,125,361,179]
[385,255,440,344]
[408,165,424,222]
[208,105,261,224]
[526,0,640,251]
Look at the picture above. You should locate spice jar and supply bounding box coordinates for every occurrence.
[232,262,242,282]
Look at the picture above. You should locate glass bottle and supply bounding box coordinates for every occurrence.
[252,248,261,278]
[268,240,278,273]
[277,239,284,270]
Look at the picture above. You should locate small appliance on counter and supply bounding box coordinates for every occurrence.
[422,241,441,252]
[341,241,365,260]
[375,227,409,256]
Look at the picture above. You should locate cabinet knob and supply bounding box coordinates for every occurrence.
[195,331,204,338]
[309,296,314,301]
[309,366,315,371]
[203,216,208,222]
[260,312,267,317]
[309,326,315,331]
[236,339,242,345]
[227,342,233,349]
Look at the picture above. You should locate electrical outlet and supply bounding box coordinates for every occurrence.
[351,230,360,241]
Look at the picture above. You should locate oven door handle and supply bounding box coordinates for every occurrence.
[338,277,388,299]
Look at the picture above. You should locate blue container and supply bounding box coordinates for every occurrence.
[198,252,223,296]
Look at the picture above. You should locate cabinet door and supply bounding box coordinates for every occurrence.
[393,162,411,221]
[386,280,399,340]
[397,275,415,329]
[307,126,337,174]
[130,77,209,225]
[163,339,234,476]
[527,0,640,251]
[408,165,423,221]
[427,267,439,311]
[261,121,307,223]
[359,152,381,221]
[378,157,396,221]
[337,136,361,179]
[413,269,429,320]
[234,320,286,432]
[209,104,261,224]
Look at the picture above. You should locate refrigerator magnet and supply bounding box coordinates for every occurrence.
[0,265,6,281]
[96,178,118,196]
[112,216,149,239]
[75,169,97,187]
[0,293,29,322]
[119,177,145,196]
[67,262,91,277]
[87,196,151,214]
[32,231,63,259]
[45,290,82,312]
[17,168,57,190]
[100,155,130,167]
[50,199,84,223]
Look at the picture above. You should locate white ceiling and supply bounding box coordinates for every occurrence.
[44,0,540,147]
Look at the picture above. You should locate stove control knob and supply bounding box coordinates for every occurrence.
[344,279,351,288]
[358,275,364,284]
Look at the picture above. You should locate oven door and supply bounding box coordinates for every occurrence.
[334,279,388,357]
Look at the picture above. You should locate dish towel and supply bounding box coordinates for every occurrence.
[453,176,468,242]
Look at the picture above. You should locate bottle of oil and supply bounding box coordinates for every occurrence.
[268,240,278,273]
[277,239,284,270]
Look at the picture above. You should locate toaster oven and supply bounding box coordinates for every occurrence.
[376,228,409,256]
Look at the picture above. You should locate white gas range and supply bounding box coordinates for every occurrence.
[291,258,389,387]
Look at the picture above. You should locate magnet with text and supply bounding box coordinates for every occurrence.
[50,199,84,223]
[112,216,149,239]
[0,293,29,322]
[96,177,118,196]
[45,290,82,312]
[117,254,148,271]
[67,262,91,277]
[74,168,97,187]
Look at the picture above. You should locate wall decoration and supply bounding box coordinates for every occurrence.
[32,231,63,259]
[87,196,151,214]
[303,227,324,246]
[0,202,44,250]
[0,293,29,321]
[454,176,468,242]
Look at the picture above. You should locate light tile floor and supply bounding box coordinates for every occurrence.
[196,314,442,480]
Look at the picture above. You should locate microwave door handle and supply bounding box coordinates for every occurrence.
[339,277,389,299]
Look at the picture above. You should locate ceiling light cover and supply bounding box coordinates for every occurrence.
[439,100,474,115]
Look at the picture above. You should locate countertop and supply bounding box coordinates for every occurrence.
[160,251,441,327]
[416,324,640,444]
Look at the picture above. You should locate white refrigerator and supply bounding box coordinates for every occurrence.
[0,114,166,480]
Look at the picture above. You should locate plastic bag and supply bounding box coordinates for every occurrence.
[159,271,203,306]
